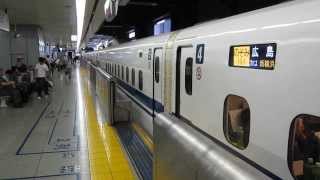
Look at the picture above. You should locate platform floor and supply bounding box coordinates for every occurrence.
[0,66,134,180]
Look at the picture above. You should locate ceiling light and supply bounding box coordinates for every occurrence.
[76,0,87,50]
[71,35,77,41]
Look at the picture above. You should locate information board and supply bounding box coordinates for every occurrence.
[229,43,276,70]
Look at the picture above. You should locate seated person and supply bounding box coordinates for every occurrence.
[0,68,15,89]
[292,118,319,179]
[0,68,23,107]
[294,118,318,162]
[16,58,27,73]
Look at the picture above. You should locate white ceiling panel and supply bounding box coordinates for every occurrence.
[0,0,77,45]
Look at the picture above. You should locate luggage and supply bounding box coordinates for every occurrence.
[11,89,23,108]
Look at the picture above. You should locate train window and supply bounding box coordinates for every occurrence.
[121,65,124,80]
[132,68,135,86]
[105,63,108,72]
[155,56,160,83]
[118,64,120,77]
[223,95,250,150]
[139,70,143,90]
[185,57,193,95]
[126,67,129,83]
[288,115,320,179]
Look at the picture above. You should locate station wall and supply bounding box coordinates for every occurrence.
[0,25,40,70]
[0,30,11,69]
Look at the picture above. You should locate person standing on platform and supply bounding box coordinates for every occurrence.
[35,57,49,99]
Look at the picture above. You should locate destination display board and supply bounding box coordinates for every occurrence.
[229,43,277,70]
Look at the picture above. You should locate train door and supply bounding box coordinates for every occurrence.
[176,46,194,121]
[153,48,163,112]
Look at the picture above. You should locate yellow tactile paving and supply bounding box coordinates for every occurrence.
[80,68,135,180]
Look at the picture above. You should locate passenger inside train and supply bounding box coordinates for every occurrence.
[224,95,250,149]
[290,115,320,180]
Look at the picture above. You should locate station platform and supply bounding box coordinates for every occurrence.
[0,66,137,180]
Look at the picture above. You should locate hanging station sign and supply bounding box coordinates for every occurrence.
[0,10,9,32]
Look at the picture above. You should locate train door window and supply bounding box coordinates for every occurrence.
[288,115,320,179]
[139,70,143,90]
[117,64,120,77]
[132,68,135,86]
[223,95,250,149]
[155,56,160,83]
[121,65,124,80]
[185,57,193,95]
[126,67,129,83]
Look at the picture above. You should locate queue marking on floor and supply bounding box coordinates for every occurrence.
[80,68,135,180]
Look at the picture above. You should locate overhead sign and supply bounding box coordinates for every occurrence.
[104,0,119,22]
[0,10,9,32]
[229,43,276,70]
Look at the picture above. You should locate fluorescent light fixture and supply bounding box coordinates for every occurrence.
[76,0,87,49]
[129,31,135,39]
[71,35,78,42]
[156,19,166,25]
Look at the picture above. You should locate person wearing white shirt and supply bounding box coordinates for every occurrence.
[35,57,49,99]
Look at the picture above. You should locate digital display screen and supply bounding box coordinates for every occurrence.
[229,43,276,70]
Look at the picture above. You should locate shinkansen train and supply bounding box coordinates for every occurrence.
[84,0,320,179]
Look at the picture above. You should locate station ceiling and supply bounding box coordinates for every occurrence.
[96,0,288,41]
[0,0,77,46]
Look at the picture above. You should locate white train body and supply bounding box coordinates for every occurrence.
[84,0,320,179]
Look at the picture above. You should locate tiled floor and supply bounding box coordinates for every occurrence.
[0,66,136,180]
[0,69,89,180]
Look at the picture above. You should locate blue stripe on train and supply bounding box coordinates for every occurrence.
[117,80,164,113]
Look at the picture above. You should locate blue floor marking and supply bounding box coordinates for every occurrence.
[16,98,80,155]
[0,173,80,180]
[16,102,51,155]
[47,102,65,145]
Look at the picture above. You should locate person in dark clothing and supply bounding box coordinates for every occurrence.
[0,68,23,107]
[16,58,27,73]
[294,118,319,162]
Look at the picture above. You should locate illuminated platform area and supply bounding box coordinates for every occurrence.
[0,66,136,180]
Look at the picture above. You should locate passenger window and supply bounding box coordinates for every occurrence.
[288,115,320,179]
[155,56,160,83]
[223,95,250,150]
[139,70,143,90]
[121,65,124,80]
[185,57,193,95]
[131,68,135,86]
[126,67,129,83]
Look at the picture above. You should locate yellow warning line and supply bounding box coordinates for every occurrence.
[80,68,135,180]
[131,122,154,153]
